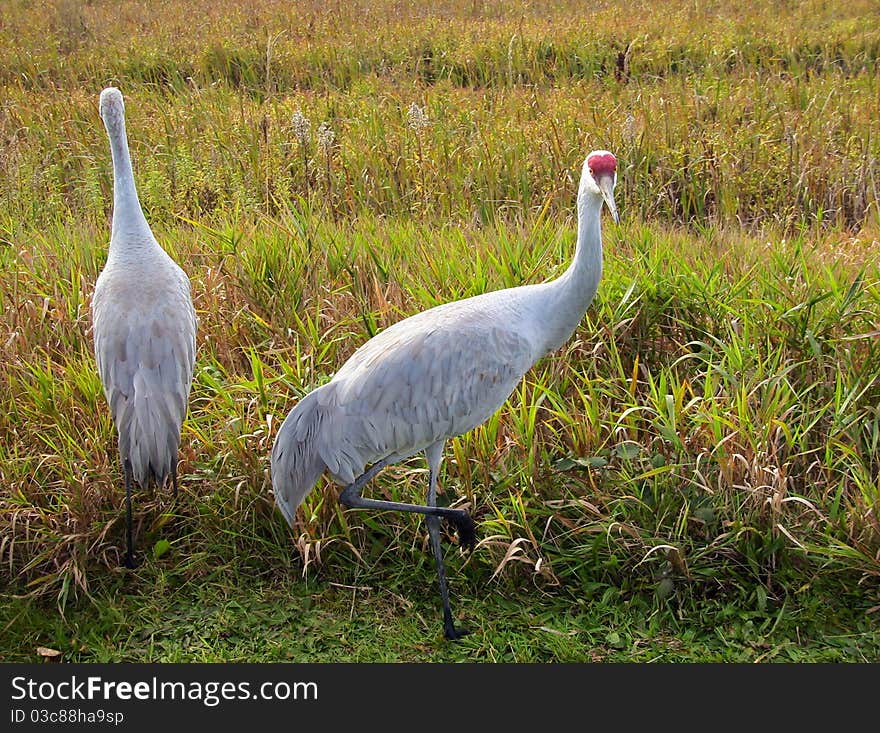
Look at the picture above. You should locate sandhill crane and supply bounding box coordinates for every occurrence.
[271,150,618,639]
[91,87,197,569]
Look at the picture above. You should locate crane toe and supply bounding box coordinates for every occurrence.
[450,510,477,551]
[444,623,470,641]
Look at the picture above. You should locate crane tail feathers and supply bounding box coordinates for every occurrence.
[270,390,328,528]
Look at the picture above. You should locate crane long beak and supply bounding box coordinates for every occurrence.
[597,174,619,224]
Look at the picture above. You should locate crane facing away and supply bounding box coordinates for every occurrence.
[271,150,618,639]
[91,87,197,569]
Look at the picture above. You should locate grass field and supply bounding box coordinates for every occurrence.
[2,0,880,662]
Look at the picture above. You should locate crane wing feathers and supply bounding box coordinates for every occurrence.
[317,313,535,483]
[270,388,329,526]
[93,277,196,486]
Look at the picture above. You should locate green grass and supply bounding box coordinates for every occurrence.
[2,0,880,661]
[3,553,879,662]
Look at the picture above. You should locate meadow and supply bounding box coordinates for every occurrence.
[1,0,880,661]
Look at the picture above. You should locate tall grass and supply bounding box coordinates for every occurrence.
[1,0,879,605]
[1,1,879,230]
[2,214,879,602]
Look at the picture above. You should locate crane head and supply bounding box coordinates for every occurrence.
[586,150,619,224]
[99,87,126,136]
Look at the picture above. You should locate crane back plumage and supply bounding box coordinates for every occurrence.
[92,88,197,488]
[271,142,615,525]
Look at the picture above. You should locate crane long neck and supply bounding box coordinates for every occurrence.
[106,116,152,250]
[538,187,604,353]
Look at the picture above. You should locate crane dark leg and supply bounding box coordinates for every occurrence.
[425,441,469,640]
[171,462,179,500]
[338,457,476,547]
[123,458,137,569]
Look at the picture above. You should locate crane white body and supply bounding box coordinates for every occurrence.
[272,275,596,520]
[92,250,195,485]
[271,149,618,638]
[91,88,197,565]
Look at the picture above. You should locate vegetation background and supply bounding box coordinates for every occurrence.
[1,0,879,661]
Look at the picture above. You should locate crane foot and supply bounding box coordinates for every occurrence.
[445,622,470,641]
[450,510,476,551]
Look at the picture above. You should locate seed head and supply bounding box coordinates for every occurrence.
[407,102,430,132]
[317,122,335,153]
[291,108,311,143]
[624,113,637,143]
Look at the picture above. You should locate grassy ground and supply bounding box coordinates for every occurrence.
[2,0,880,662]
[4,552,880,662]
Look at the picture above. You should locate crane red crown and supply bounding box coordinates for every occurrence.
[587,152,617,176]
